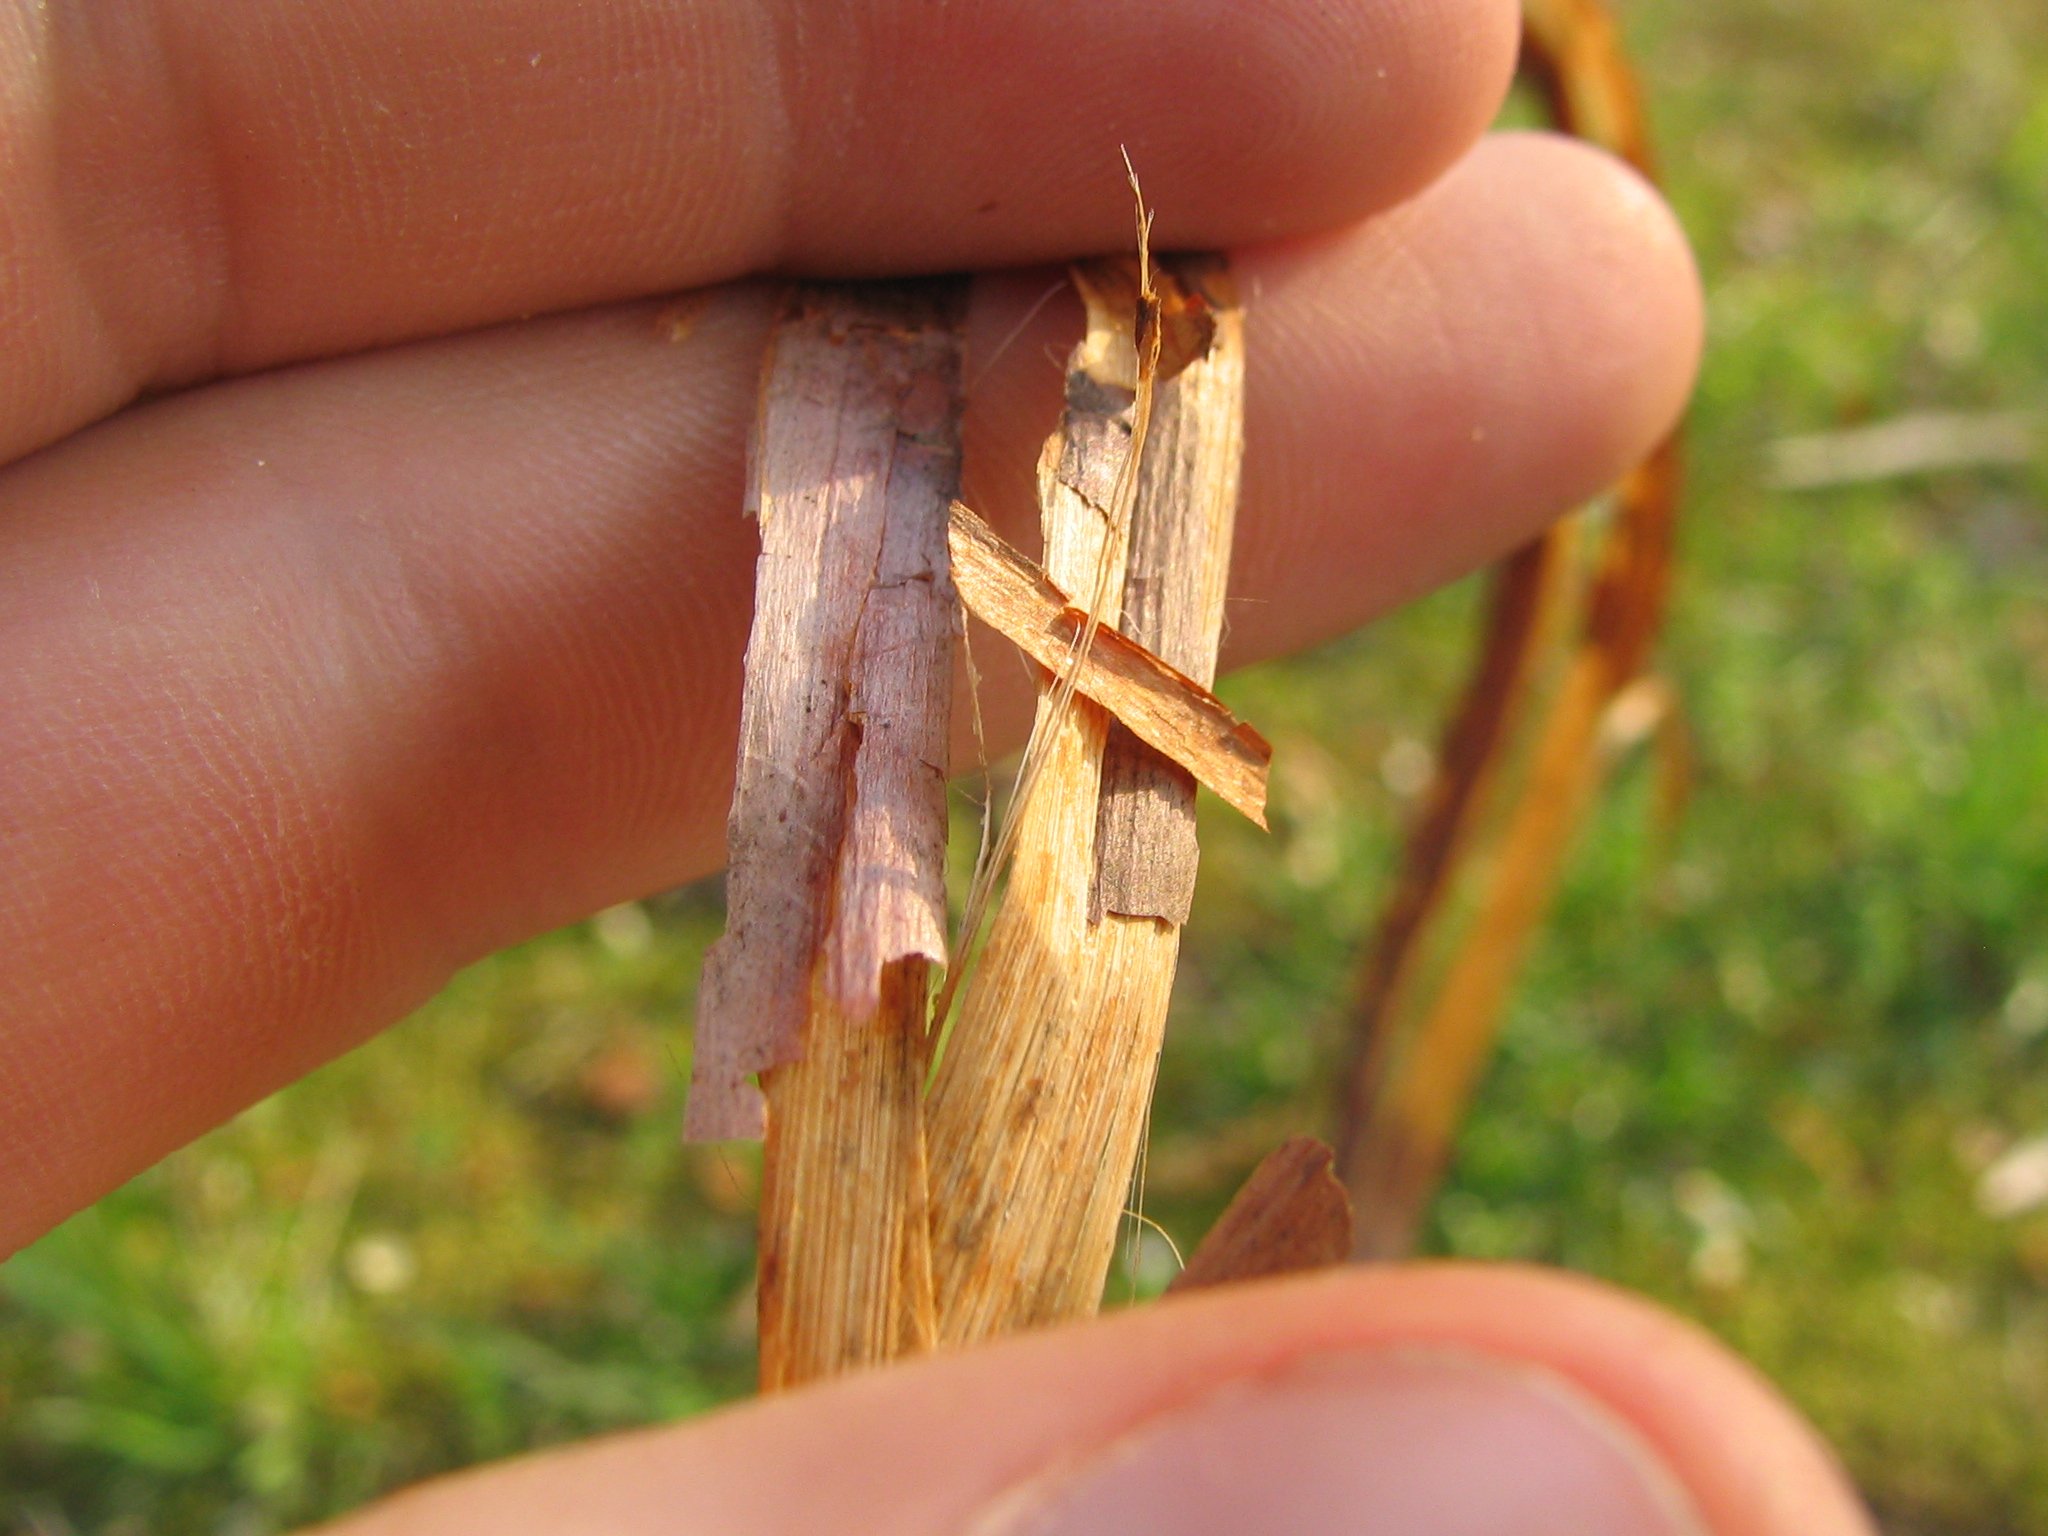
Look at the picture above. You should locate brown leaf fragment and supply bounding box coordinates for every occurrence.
[1169,1137,1354,1293]
[946,499,1270,828]
[684,282,964,1142]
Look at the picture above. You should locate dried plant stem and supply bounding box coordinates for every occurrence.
[1344,452,1679,1259]
[1334,0,1680,1258]
[758,963,935,1388]
[926,256,1245,1345]
[1334,532,1575,1205]
[686,282,965,1389]
[1342,651,1612,1259]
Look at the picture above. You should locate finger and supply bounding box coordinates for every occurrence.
[0,132,1701,1254]
[306,1265,1872,1536]
[2,0,1518,462]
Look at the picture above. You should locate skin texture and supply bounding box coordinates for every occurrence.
[1,0,1515,460]
[0,3,1869,1532]
[308,1267,1872,1536]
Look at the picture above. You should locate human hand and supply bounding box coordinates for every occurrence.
[314,1266,1869,1535]
[0,2,1860,1531]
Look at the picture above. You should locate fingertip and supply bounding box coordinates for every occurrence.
[1227,129,1703,654]
[780,0,1523,272]
[313,1266,1871,1536]
[1340,1265,1875,1536]
[1348,0,1528,208]
[1476,129,1706,469]
[1133,0,1524,244]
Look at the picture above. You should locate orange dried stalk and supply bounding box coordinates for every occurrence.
[1335,532,1578,1195]
[925,254,1248,1345]
[1336,0,1684,1258]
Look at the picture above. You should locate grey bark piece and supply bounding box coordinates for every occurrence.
[1092,256,1247,925]
[685,283,965,1142]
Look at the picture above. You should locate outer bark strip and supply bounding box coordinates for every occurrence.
[681,282,963,1387]
[685,284,963,1140]
[1090,255,1247,923]
[926,256,1246,1345]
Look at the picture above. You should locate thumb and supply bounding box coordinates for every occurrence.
[310,1265,1872,1536]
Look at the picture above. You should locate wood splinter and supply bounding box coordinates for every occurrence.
[925,252,1250,1344]
[946,500,1270,831]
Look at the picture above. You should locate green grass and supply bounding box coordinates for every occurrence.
[7,2,2047,1531]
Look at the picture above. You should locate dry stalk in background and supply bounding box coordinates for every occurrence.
[925,254,1249,1346]
[1336,0,1685,1258]
[684,283,966,1388]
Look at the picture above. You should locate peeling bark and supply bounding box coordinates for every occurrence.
[683,281,963,1390]
[685,284,963,1142]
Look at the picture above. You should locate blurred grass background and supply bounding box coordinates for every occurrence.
[6,0,2047,1531]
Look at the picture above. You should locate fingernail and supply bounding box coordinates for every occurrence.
[978,1347,1706,1536]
